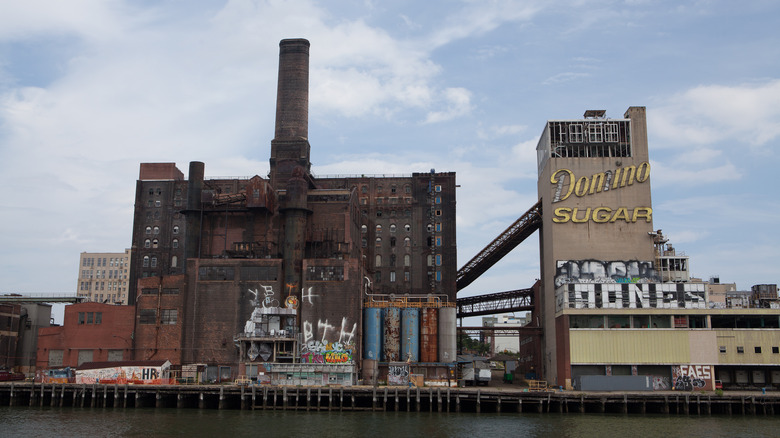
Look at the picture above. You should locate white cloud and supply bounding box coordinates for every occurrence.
[651,79,780,149]
[424,87,472,123]
[542,72,589,85]
[650,160,741,186]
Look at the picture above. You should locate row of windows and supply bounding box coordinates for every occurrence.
[80,269,127,280]
[725,346,780,354]
[144,238,178,249]
[79,281,126,291]
[82,257,127,267]
[371,209,443,218]
[375,254,442,267]
[145,225,179,235]
[142,255,179,268]
[139,309,178,325]
[78,312,102,325]
[373,270,442,283]
[361,185,412,195]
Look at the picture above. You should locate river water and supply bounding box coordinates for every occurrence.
[2,407,779,437]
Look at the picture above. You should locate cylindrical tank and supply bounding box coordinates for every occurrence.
[383,307,401,362]
[421,307,438,362]
[401,308,420,363]
[363,308,382,361]
[438,307,456,363]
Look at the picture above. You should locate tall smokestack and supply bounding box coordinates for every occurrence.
[274,39,310,140]
[269,38,311,188]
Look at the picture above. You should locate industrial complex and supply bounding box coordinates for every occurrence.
[2,39,778,393]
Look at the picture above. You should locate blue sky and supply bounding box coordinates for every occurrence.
[1,0,778,307]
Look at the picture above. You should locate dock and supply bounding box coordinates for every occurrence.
[1,383,779,415]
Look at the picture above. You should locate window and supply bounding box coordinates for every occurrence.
[737,346,744,354]
[435,196,441,204]
[773,347,779,354]
[755,346,762,354]
[390,254,396,267]
[161,309,178,325]
[404,254,411,267]
[719,346,727,354]
[376,225,382,234]
[435,271,442,282]
[78,312,85,324]
[569,123,583,142]
[171,256,178,268]
[173,225,179,234]
[435,185,442,192]
[139,309,156,324]
[361,238,367,248]
[427,255,433,266]
[95,312,102,324]
[588,123,603,142]
[376,237,382,247]
[172,239,179,248]
[143,256,150,267]
[604,123,619,142]
[427,224,433,232]
[361,225,367,234]
[361,186,367,194]
[405,185,411,194]
[153,226,160,235]
[375,255,382,267]
[404,224,411,232]
[144,239,151,248]
[404,237,411,247]
[391,185,397,194]
[435,236,442,246]
[389,224,396,233]
[404,271,410,282]
[390,237,396,247]
[152,239,159,248]
[435,254,442,266]
[145,226,152,235]
[390,271,396,282]
[151,257,157,268]
[155,200,161,207]
[435,209,442,216]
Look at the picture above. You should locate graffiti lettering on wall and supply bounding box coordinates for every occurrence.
[672,365,713,391]
[301,321,357,364]
[558,282,706,310]
[302,287,318,305]
[388,364,409,386]
[247,286,279,308]
[75,365,171,385]
[302,318,357,345]
[652,376,671,390]
[555,260,659,287]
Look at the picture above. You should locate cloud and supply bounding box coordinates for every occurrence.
[424,87,473,123]
[650,160,741,186]
[651,79,780,149]
[542,72,589,85]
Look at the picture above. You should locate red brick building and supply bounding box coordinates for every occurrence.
[36,303,134,369]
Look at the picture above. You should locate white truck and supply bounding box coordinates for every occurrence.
[462,363,492,386]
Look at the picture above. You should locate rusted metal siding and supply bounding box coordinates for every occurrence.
[421,307,438,362]
[383,307,400,361]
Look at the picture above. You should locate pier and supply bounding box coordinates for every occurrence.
[2,383,778,415]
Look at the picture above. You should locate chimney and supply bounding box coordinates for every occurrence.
[269,39,311,188]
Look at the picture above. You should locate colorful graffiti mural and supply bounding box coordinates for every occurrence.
[558,282,706,310]
[75,362,172,385]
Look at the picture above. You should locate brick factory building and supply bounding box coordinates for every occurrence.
[127,39,457,384]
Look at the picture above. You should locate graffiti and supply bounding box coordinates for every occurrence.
[555,260,659,287]
[673,365,713,391]
[325,351,352,364]
[388,364,409,385]
[76,365,171,385]
[285,295,299,309]
[652,376,670,390]
[248,286,279,308]
[302,286,318,305]
[303,321,313,342]
[338,317,357,344]
[301,340,354,364]
[559,282,706,310]
[285,282,297,296]
[318,320,336,342]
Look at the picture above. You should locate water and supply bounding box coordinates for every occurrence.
[2,407,779,438]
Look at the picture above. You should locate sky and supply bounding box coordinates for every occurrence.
[1,0,779,315]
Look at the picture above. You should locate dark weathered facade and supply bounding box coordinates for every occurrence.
[127,39,457,383]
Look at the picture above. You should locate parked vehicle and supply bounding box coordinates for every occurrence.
[0,369,25,382]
